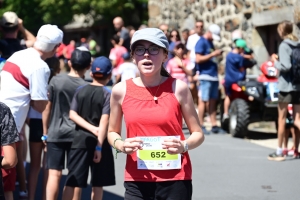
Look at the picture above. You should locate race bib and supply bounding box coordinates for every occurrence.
[136,136,181,170]
[266,82,279,102]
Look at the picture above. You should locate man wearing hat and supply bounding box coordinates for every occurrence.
[0,24,63,199]
[0,11,36,59]
[195,24,225,135]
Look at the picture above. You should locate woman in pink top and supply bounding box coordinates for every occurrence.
[108,28,204,200]
[167,42,193,83]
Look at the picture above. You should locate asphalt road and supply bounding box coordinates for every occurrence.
[15,124,300,200]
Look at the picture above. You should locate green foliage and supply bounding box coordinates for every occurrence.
[1,0,148,32]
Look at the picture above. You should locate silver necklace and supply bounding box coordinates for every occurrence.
[145,77,163,101]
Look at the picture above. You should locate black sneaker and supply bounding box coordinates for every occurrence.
[268,152,285,161]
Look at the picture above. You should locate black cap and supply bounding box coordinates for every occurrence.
[70,48,91,68]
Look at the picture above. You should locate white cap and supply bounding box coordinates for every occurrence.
[231,29,243,41]
[76,46,89,52]
[208,24,221,41]
[36,24,63,44]
[1,12,18,27]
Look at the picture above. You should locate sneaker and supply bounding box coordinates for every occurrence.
[19,191,28,200]
[283,149,288,156]
[288,148,295,156]
[201,126,210,135]
[293,150,300,159]
[268,152,285,161]
[211,126,226,134]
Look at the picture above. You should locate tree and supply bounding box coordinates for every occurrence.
[1,0,148,32]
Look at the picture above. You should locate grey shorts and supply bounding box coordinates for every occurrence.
[278,91,300,104]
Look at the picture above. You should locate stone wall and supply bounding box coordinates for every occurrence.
[148,0,298,74]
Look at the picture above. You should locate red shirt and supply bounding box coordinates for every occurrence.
[122,77,192,182]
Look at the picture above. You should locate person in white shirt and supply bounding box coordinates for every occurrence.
[0,24,63,199]
[115,52,139,83]
[186,20,204,69]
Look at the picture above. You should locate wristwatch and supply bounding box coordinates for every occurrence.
[182,141,188,153]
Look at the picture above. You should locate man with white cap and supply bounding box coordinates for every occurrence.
[0,24,63,199]
[0,11,36,59]
[195,24,225,135]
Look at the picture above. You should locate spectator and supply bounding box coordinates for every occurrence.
[27,56,60,200]
[167,42,192,84]
[63,40,76,64]
[109,35,128,83]
[181,28,190,46]
[42,47,91,200]
[0,24,62,200]
[166,29,182,66]
[115,52,139,83]
[186,20,204,70]
[56,42,66,73]
[223,39,248,120]
[113,17,131,51]
[0,103,19,200]
[63,57,115,200]
[88,36,99,58]
[195,24,225,135]
[159,23,169,39]
[0,11,36,59]
[269,20,300,161]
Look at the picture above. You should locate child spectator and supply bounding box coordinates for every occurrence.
[115,52,139,83]
[43,47,91,200]
[166,42,192,84]
[0,102,19,200]
[223,39,248,120]
[27,56,60,200]
[63,56,115,200]
[109,35,127,83]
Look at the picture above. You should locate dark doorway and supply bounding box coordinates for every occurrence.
[256,24,282,55]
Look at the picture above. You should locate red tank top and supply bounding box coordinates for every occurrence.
[122,77,192,182]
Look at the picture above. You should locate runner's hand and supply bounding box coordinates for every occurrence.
[93,150,102,163]
[122,138,143,154]
[162,138,184,154]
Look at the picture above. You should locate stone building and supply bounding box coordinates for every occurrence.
[148,0,300,75]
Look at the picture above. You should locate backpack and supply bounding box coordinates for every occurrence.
[286,42,300,84]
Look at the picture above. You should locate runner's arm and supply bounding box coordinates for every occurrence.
[175,80,204,151]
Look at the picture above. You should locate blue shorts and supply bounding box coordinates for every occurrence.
[198,80,219,101]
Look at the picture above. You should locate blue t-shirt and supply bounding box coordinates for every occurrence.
[224,52,245,85]
[195,37,218,78]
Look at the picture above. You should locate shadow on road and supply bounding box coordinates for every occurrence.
[13,165,123,200]
[246,130,277,140]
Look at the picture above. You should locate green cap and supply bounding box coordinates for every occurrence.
[235,39,250,52]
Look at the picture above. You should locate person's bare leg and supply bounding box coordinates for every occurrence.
[293,104,300,153]
[277,103,288,149]
[198,99,206,126]
[92,187,103,200]
[73,188,82,200]
[46,169,62,200]
[16,141,27,193]
[28,142,43,200]
[62,186,74,200]
[4,191,13,200]
[42,152,48,200]
[224,96,231,115]
[283,129,291,149]
[209,99,217,127]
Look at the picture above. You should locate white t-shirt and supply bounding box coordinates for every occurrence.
[0,48,50,132]
[186,33,201,68]
[118,62,139,82]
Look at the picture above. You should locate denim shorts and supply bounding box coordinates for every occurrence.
[198,80,219,101]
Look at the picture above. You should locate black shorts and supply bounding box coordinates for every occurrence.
[29,118,43,142]
[278,91,300,104]
[124,180,192,200]
[65,146,115,188]
[46,142,72,170]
